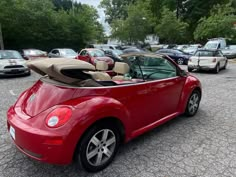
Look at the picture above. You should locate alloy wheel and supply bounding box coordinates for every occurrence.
[188,93,200,115]
[177,58,184,65]
[86,129,116,167]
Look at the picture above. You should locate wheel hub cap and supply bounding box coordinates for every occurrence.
[86,129,116,166]
[188,93,199,114]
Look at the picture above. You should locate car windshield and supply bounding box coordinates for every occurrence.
[60,49,77,56]
[88,50,105,57]
[24,50,43,56]
[0,51,23,59]
[205,42,218,49]
[194,51,216,57]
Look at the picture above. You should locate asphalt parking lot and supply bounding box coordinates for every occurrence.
[0,62,236,177]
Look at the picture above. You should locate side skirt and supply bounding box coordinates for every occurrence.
[130,112,180,139]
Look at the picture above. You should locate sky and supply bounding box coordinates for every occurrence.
[75,0,111,35]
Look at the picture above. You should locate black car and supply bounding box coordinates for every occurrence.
[103,49,124,62]
[156,49,190,65]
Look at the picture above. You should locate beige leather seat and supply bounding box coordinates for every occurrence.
[112,62,130,81]
[88,61,112,81]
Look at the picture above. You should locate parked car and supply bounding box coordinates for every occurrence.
[21,49,47,60]
[103,49,123,62]
[188,49,227,73]
[204,38,226,50]
[7,54,201,172]
[0,50,30,76]
[48,48,78,59]
[221,45,236,59]
[86,44,121,50]
[156,49,190,65]
[183,46,199,55]
[122,47,145,54]
[175,45,189,51]
[77,48,114,69]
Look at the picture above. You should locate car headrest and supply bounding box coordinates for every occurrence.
[113,62,130,74]
[27,58,95,84]
[96,61,108,71]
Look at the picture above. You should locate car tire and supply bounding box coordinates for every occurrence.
[177,58,184,65]
[213,63,220,74]
[76,123,120,172]
[188,67,193,72]
[185,90,201,117]
[223,60,227,70]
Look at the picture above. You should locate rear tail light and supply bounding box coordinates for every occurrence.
[45,107,72,128]
[212,58,217,63]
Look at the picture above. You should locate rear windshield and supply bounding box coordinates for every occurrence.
[88,50,105,57]
[194,51,217,57]
[0,51,23,59]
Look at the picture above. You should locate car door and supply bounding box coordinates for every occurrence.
[144,57,186,122]
[78,50,90,63]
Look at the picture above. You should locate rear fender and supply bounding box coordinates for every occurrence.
[62,96,131,160]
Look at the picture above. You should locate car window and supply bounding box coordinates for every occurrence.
[80,50,88,56]
[60,49,77,56]
[0,51,23,59]
[215,51,223,57]
[52,50,59,55]
[194,51,216,57]
[129,56,177,80]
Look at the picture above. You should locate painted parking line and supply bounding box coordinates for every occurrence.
[9,90,17,96]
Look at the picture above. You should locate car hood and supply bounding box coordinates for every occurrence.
[0,59,26,65]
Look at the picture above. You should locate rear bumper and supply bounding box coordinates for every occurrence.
[7,106,75,165]
[188,63,216,70]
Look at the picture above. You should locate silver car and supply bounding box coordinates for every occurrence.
[0,50,30,76]
[48,48,78,59]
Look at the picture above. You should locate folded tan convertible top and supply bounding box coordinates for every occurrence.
[27,58,95,84]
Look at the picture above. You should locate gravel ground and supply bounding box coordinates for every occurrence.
[0,63,236,177]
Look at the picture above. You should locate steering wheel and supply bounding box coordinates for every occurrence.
[144,71,160,79]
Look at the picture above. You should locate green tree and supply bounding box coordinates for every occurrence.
[100,0,137,24]
[155,7,188,43]
[111,1,153,43]
[0,0,104,50]
[194,3,236,41]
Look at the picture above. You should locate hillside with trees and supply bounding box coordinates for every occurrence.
[0,0,104,50]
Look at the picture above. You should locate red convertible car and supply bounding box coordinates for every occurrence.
[7,54,201,172]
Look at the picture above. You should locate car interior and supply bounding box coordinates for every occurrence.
[27,56,178,87]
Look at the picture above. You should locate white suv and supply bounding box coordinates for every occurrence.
[188,49,227,73]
